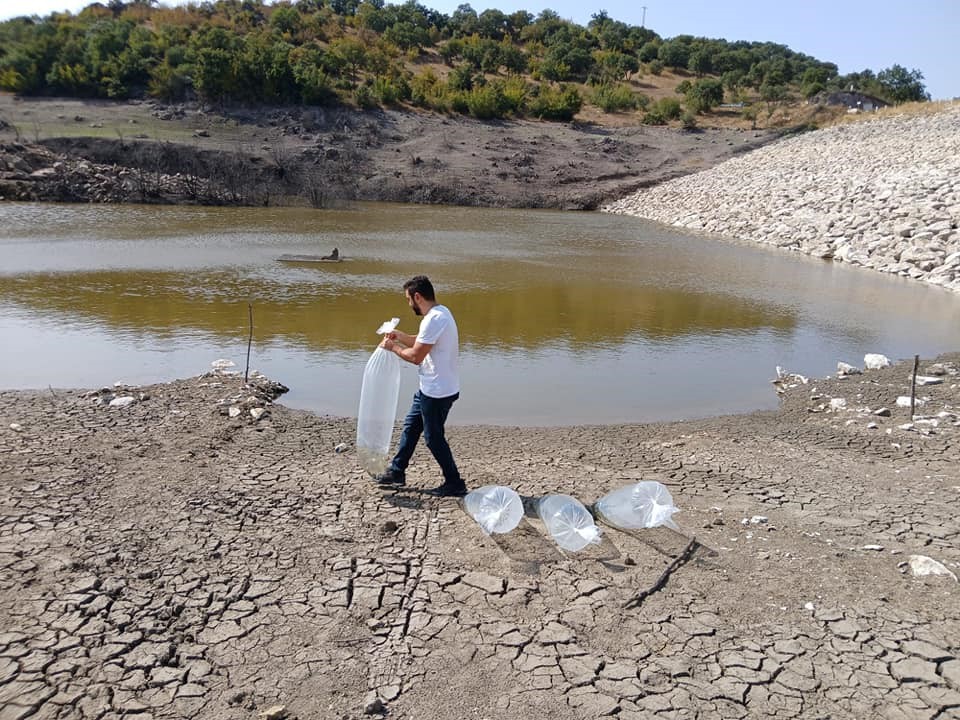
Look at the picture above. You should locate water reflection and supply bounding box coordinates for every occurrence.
[0,269,795,352]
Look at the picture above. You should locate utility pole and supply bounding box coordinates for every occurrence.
[641,5,647,27]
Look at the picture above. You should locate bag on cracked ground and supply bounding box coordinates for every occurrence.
[594,481,680,530]
[537,494,602,552]
[464,485,524,534]
[356,318,401,476]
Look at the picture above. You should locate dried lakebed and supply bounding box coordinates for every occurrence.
[1,354,959,720]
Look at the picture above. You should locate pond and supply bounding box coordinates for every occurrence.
[1,201,957,425]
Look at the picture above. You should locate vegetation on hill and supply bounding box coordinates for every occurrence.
[0,0,930,124]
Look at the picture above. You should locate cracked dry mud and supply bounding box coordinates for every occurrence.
[1,354,959,720]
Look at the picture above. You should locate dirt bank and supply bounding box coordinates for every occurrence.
[0,95,775,210]
[1,354,958,719]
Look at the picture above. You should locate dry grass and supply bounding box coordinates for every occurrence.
[823,99,960,127]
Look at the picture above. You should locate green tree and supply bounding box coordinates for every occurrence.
[684,77,723,113]
[657,39,689,69]
[687,48,712,76]
[330,36,367,79]
[876,64,929,103]
[383,21,429,51]
[290,47,336,104]
[269,5,302,36]
[194,47,236,103]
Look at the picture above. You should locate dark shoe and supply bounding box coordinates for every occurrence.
[426,482,467,498]
[376,469,405,486]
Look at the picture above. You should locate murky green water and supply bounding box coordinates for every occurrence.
[1,202,957,425]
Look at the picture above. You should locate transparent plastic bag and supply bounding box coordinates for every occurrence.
[537,494,602,552]
[356,319,401,476]
[464,485,524,535]
[594,481,680,530]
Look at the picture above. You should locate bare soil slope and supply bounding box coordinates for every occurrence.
[0,94,775,209]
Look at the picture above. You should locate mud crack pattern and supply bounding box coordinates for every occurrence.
[1,358,959,719]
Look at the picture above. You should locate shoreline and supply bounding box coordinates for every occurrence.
[2,355,958,718]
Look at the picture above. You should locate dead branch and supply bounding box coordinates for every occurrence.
[622,537,700,610]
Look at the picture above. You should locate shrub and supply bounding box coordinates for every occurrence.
[648,59,663,75]
[372,76,402,105]
[653,96,682,120]
[500,76,528,115]
[590,82,637,113]
[410,68,439,107]
[642,109,665,125]
[527,83,582,121]
[354,83,376,108]
[448,89,469,114]
[467,84,505,119]
[447,63,475,91]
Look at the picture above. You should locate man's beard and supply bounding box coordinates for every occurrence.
[411,301,422,316]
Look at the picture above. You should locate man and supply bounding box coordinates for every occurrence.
[376,276,467,497]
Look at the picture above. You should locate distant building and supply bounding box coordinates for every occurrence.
[810,91,890,112]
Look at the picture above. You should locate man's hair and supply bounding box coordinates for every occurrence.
[403,275,435,301]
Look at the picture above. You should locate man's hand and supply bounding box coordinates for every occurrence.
[380,336,395,351]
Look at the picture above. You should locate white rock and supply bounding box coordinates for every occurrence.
[109,396,136,408]
[862,544,884,551]
[837,362,861,376]
[915,376,943,386]
[228,406,242,418]
[864,353,891,370]
[250,407,266,420]
[867,422,878,429]
[750,515,768,525]
[896,396,926,407]
[804,602,815,611]
[907,555,958,581]
[829,398,847,411]
[211,359,236,369]
[9,423,23,432]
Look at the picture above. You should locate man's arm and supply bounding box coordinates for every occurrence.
[382,336,432,365]
[390,330,417,346]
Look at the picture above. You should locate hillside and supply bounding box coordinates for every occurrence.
[0,1,929,130]
[0,1,934,211]
[0,92,778,210]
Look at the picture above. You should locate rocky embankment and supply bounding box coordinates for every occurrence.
[604,104,960,293]
[0,142,235,205]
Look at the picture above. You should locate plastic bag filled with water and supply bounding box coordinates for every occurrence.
[356,319,401,476]
[464,485,524,534]
[594,481,680,530]
[537,494,602,552]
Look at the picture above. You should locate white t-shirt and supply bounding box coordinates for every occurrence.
[416,304,460,398]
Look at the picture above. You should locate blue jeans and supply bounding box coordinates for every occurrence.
[390,390,461,484]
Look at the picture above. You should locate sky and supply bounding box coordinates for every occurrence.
[0,0,956,100]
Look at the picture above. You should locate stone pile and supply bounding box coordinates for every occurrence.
[604,104,960,293]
